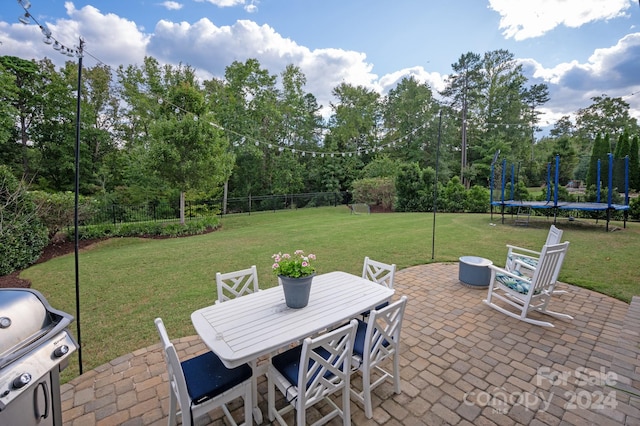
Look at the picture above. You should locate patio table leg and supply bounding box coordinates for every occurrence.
[250,359,267,424]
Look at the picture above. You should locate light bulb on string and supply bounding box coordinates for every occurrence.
[18,0,32,9]
[52,41,61,50]
[19,13,31,24]
[43,35,53,44]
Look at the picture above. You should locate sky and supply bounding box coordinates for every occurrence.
[2,0,640,136]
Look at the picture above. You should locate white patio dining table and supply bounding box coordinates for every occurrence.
[191,270,395,423]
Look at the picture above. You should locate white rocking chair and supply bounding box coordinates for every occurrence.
[505,225,563,272]
[484,241,572,327]
[505,225,567,295]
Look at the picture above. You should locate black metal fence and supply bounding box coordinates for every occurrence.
[83,192,349,226]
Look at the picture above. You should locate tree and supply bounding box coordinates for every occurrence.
[522,83,550,161]
[441,52,484,186]
[613,131,630,191]
[30,59,79,192]
[383,76,440,166]
[78,63,120,192]
[586,133,610,189]
[550,116,575,138]
[476,50,529,172]
[0,60,20,172]
[149,73,232,223]
[205,59,281,200]
[575,95,640,149]
[0,56,42,178]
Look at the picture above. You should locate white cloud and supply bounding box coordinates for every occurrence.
[244,0,258,13]
[378,67,447,94]
[518,31,640,126]
[195,0,246,7]
[159,1,183,11]
[147,18,379,113]
[1,3,638,127]
[63,2,149,66]
[488,0,632,40]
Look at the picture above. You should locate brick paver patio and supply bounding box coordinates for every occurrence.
[60,263,640,425]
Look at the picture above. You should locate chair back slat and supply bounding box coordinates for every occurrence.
[216,265,259,303]
[530,242,570,296]
[363,296,407,368]
[298,319,357,408]
[362,256,396,289]
[545,225,564,246]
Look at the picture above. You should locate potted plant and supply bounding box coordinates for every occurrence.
[272,250,316,308]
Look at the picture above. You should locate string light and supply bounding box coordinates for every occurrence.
[16,0,84,59]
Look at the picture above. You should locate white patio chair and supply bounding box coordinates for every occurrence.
[267,319,358,426]
[350,296,408,419]
[154,318,253,426]
[361,257,396,318]
[483,241,572,327]
[216,265,259,303]
[362,256,396,289]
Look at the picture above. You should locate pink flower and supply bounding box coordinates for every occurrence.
[308,254,316,260]
[302,261,309,267]
[272,262,279,269]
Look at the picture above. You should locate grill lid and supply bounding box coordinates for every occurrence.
[0,288,74,370]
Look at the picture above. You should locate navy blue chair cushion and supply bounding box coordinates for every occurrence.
[352,320,369,358]
[353,318,390,361]
[181,351,252,405]
[271,345,334,388]
[360,301,389,318]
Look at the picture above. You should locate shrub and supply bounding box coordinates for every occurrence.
[30,191,98,238]
[351,177,395,210]
[629,196,640,220]
[466,185,490,213]
[395,163,434,212]
[441,177,466,212]
[66,217,219,240]
[0,166,48,275]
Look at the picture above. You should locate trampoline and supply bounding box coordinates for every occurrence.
[490,154,630,231]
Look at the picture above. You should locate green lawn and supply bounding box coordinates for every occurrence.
[20,207,639,381]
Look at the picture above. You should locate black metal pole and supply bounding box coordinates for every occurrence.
[431,110,443,260]
[74,38,84,375]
